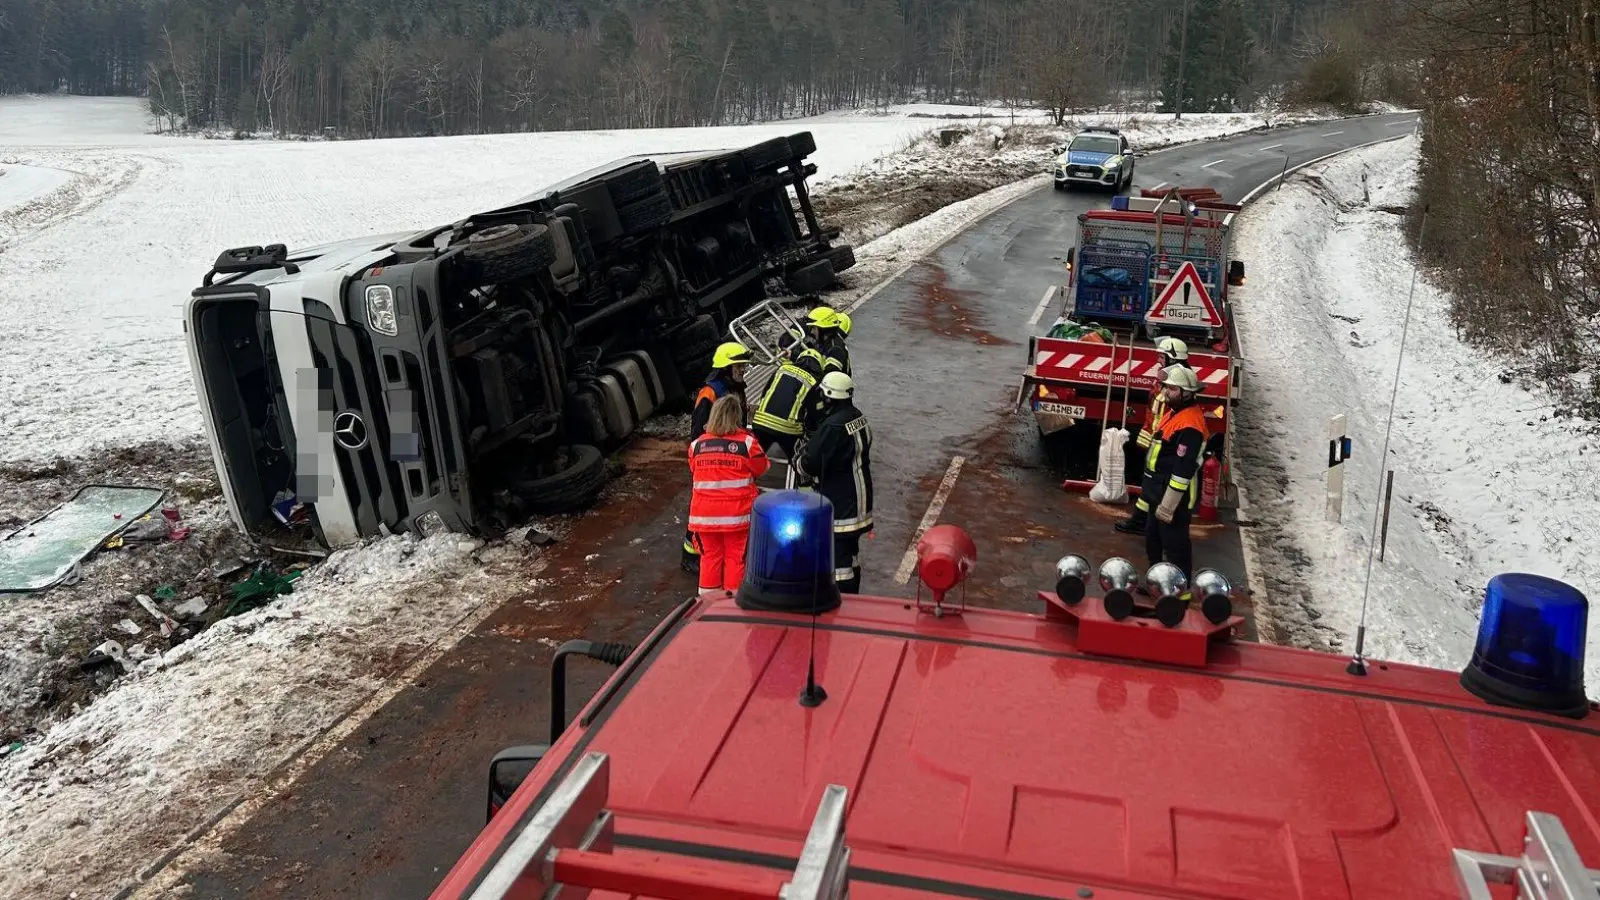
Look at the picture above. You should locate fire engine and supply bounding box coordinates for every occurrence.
[428,490,1598,900]
[1019,186,1245,511]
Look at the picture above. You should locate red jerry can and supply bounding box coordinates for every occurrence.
[1198,454,1221,522]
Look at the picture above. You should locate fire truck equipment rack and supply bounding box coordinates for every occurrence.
[467,751,852,900]
[1453,810,1600,899]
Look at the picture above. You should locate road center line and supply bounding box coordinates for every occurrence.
[1259,144,1283,152]
[893,456,967,585]
[1150,181,1169,191]
[1028,285,1057,327]
[1321,130,1345,137]
[1202,159,1226,169]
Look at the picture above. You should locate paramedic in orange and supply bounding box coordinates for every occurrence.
[683,341,752,573]
[1143,367,1209,580]
[688,395,770,591]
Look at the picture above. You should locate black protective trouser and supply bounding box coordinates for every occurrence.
[1145,497,1193,582]
[834,530,864,594]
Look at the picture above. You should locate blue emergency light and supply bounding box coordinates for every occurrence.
[1460,573,1591,719]
[1111,196,1130,211]
[735,490,841,614]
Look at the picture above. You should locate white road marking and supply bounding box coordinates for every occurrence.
[1259,144,1283,152]
[1150,181,1169,191]
[1238,132,1414,205]
[1321,130,1345,137]
[1202,159,1227,168]
[1028,285,1057,327]
[894,456,967,585]
[1386,120,1416,127]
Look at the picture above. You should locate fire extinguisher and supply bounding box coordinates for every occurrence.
[1198,453,1221,522]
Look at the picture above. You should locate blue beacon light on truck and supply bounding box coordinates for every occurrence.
[735,490,841,614]
[1460,573,1591,719]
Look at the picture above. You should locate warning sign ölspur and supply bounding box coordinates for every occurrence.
[1145,260,1222,328]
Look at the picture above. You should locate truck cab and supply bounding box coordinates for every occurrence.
[184,134,853,547]
[1053,125,1136,192]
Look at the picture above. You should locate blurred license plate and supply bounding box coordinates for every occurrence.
[1037,402,1087,417]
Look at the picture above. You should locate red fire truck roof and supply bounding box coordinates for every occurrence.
[431,589,1600,900]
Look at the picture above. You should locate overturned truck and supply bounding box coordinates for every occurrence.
[184,133,854,547]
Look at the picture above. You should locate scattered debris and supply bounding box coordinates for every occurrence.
[523,527,558,546]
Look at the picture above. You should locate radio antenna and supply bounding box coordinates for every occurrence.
[800,518,828,707]
[1348,203,1428,676]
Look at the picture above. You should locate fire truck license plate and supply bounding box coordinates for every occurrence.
[1037,402,1087,417]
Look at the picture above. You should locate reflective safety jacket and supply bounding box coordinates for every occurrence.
[1144,404,1209,509]
[753,351,824,436]
[690,375,738,441]
[688,430,770,532]
[801,401,873,533]
[1137,361,1193,451]
[819,333,851,376]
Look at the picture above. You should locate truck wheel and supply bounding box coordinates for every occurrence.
[513,444,608,514]
[786,259,835,295]
[618,192,673,236]
[604,161,665,206]
[787,131,817,158]
[821,245,856,274]
[464,224,556,285]
[742,137,793,173]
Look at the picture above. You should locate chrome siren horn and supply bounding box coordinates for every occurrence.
[1193,568,1234,624]
[1146,562,1189,628]
[1098,557,1138,621]
[1055,555,1092,605]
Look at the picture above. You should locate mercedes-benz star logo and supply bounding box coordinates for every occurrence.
[333,412,369,451]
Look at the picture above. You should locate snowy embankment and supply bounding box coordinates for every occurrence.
[0,96,1362,900]
[1232,134,1600,690]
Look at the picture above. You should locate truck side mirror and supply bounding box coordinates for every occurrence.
[1227,259,1245,286]
[487,744,550,823]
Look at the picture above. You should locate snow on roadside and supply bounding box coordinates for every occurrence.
[1232,134,1600,691]
[0,531,550,900]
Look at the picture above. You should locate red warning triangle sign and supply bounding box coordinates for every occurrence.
[1146,260,1221,327]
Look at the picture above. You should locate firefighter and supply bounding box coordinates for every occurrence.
[805,306,851,375]
[797,372,873,593]
[1114,336,1193,535]
[1143,366,1209,581]
[751,332,825,460]
[688,395,770,591]
[683,341,752,574]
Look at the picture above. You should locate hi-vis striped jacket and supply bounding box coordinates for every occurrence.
[688,430,770,532]
[801,401,873,534]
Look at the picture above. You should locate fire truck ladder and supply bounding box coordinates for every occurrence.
[1454,811,1600,899]
[468,751,851,900]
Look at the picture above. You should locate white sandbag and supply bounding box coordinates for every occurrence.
[1089,427,1130,503]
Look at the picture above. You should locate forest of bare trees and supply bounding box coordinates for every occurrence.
[1,0,1378,139]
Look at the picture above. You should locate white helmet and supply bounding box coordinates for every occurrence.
[819,372,855,400]
[1162,366,1200,394]
[1156,336,1189,361]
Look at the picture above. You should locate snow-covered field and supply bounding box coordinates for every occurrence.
[0,94,1367,900]
[1232,134,1600,690]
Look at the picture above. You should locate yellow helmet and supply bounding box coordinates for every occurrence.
[712,341,751,369]
[806,307,840,329]
[1155,336,1189,361]
[1161,365,1201,394]
[835,312,853,336]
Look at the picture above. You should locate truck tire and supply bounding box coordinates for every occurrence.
[787,131,817,158]
[786,259,835,295]
[464,224,556,285]
[741,137,793,173]
[821,244,856,274]
[513,444,608,514]
[619,192,673,236]
[672,315,722,362]
[604,161,665,206]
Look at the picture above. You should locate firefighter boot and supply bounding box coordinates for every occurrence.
[1114,509,1147,534]
[681,531,700,575]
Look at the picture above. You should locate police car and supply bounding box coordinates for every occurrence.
[1052,125,1136,192]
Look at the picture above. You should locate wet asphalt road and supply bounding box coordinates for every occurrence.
[152,112,1418,900]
